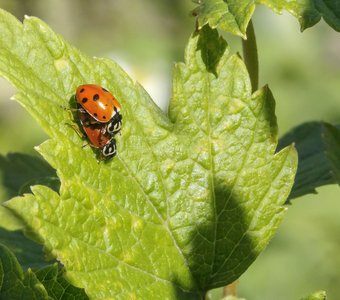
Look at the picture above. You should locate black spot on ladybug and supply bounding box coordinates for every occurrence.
[94,113,98,117]
[102,88,108,92]
[80,88,85,93]
[82,97,88,103]
[103,116,106,119]
[114,106,118,113]
[93,94,100,101]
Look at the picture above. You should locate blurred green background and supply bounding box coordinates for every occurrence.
[0,1,339,299]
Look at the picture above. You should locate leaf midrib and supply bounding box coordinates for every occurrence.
[117,138,195,286]
[206,70,218,281]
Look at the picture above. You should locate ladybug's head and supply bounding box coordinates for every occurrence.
[102,139,117,158]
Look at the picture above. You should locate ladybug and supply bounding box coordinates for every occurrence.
[79,108,122,136]
[76,84,121,123]
[78,111,117,159]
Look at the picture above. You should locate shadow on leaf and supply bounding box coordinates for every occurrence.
[0,152,60,200]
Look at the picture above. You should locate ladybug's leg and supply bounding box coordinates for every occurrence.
[61,102,85,113]
[65,123,84,138]
[67,105,94,119]
[100,126,107,136]
[66,123,94,149]
[82,142,99,149]
[78,110,101,127]
[65,122,97,150]
[81,116,98,127]
[62,105,78,120]
[61,105,92,127]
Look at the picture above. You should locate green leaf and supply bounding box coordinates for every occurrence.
[300,290,327,300]
[0,153,60,230]
[0,9,297,299]
[0,228,48,270]
[194,0,340,37]
[0,244,88,299]
[0,244,48,299]
[278,122,340,201]
[0,153,59,199]
[260,0,340,32]
[193,0,255,38]
[36,264,89,300]
[221,296,246,300]
[170,25,296,289]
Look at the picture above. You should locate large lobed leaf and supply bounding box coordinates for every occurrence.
[278,122,340,201]
[0,9,297,299]
[0,153,59,200]
[0,228,48,270]
[0,244,88,299]
[35,264,89,300]
[0,244,48,299]
[194,0,340,37]
[0,153,60,230]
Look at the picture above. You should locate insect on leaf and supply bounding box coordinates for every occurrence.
[0,9,297,299]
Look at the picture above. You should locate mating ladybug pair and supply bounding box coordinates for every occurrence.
[75,84,122,160]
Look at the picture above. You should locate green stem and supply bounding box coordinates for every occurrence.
[242,20,259,93]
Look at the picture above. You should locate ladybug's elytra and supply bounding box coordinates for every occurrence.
[78,111,117,159]
[76,84,121,123]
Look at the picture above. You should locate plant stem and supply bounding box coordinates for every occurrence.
[204,291,209,300]
[222,280,239,298]
[242,20,258,93]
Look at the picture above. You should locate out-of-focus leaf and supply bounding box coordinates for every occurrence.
[0,244,48,299]
[194,0,340,37]
[259,0,340,32]
[0,152,59,230]
[278,122,340,201]
[36,264,89,300]
[300,290,327,300]
[0,228,48,270]
[0,244,88,299]
[0,152,59,199]
[193,0,254,38]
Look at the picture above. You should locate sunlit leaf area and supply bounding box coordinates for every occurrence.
[0,1,339,299]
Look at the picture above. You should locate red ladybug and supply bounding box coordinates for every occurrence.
[78,111,117,159]
[77,109,122,136]
[76,84,121,123]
